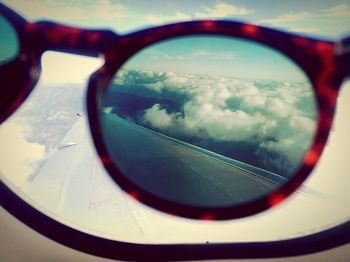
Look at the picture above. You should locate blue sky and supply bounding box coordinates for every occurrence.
[3,0,350,38]
[125,36,307,81]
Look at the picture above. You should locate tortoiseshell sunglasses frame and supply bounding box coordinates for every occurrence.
[1,2,350,220]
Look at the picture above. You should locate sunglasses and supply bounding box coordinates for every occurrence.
[1,2,349,221]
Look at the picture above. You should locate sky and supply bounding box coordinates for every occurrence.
[3,0,350,38]
[124,35,308,81]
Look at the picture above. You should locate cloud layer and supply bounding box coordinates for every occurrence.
[105,69,317,177]
[0,122,45,188]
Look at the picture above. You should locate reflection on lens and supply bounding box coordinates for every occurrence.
[0,14,19,65]
[99,36,317,207]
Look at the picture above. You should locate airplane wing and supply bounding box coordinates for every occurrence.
[25,113,346,244]
[27,114,156,242]
[101,113,284,207]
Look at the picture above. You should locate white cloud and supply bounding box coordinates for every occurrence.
[179,102,266,141]
[195,2,253,18]
[145,49,236,63]
[261,12,310,23]
[143,104,175,129]
[192,50,210,57]
[213,51,236,60]
[0,122,45,188]
[3,0,128,22]
[258,138,302,171]
[289,27,319,33]
[192,49,236,60]
[103,107,114,114]
[146,12,191,24]
[266,97,291,117]
[91,0,128,19]
[136,72,271,141]
[113,69,317,174]
[321,4,350,17]
[140,73,273,141]
[259,4,350,36]
[243,95,266,108]
[144,49,186,61]
[290,115,315,134]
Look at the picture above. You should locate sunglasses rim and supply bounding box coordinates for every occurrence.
[84,25,339,220]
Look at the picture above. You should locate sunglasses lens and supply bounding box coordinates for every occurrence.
[0,14,19,65]
[99,35,317,208]
[0,13,32,124]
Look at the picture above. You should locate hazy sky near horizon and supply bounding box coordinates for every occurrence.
[3,0,350,38]
[123,35,308,81]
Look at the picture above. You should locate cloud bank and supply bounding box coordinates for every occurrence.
[0,122,45,188]
[105,69,317,177]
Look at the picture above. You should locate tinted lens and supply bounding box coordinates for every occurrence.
[99,36,317,208]
[0,14,19,65]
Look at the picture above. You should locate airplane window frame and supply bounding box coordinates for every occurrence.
[1,180,350,261]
